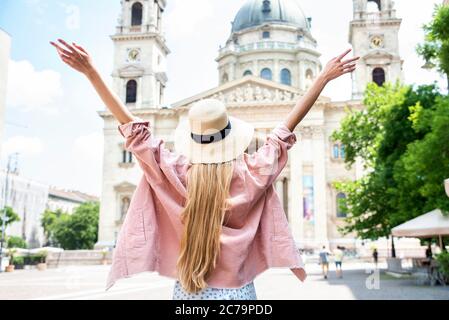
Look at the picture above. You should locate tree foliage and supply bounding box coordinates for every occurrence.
[333,83,449,240]
[7,236,27,249]
[0,207,20,240]
[417,4,449,88]
[41,202,99,250]
[41,208,67,246]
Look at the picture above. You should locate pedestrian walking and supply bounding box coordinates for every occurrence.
[319,246,331,279]
[334,246,344,278]
[373,248,379,269]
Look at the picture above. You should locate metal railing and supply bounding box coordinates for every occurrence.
[219,40,316,55]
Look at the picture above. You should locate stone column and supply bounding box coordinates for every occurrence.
[312,126,329,248]
[229,57,237,81]
[253,60,259,76]
[289,129,304,242]
[274,59,280,83]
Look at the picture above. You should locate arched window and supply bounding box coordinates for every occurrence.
[131,2,143,26]
[305,69,314,89]
[222,73,229,83]
[262,31,270,39]
[333,144,340,159]
[372,67,386,86]
[336,193,347,218]
[126,80,137,103]
[340,144,346,159]
[122,149,133,163]
[260,68,272,81]
[121,196,131,220]
[243,70,253,76]
[281,68,292,86]
[333,143,346,159]
[367,0,381,12]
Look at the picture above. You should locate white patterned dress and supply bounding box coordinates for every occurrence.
[172,280,257,300]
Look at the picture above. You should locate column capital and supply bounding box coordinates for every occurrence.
[298,126,324,139]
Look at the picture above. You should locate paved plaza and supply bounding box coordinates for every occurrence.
[0,262,448,300]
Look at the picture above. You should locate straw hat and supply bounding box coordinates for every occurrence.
[174,99,254,164]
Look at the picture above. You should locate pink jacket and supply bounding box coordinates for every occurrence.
[106,119,305,290]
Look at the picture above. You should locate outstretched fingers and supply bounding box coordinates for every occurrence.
[335,48,352,61]
[72,42,88,55]
[343,65,357,74]
[57,39,76,53]
[50,41,72,59]
[58,39,86,60]
[341,56,360,66]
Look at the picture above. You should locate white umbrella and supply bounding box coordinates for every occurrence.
[392,209,449,248]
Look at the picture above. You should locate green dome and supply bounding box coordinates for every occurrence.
[232,0,310,33]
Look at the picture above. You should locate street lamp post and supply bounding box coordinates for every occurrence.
[0,153,19,273]
[443,178,449,251]
[444,178,449,198]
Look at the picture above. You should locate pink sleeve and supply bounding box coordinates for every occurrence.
[118,118,188,186]
[244,123,297,191]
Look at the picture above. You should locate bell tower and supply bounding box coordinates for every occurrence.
[111,0,169,109]
[349,0,403,99]
[96,0,170,248]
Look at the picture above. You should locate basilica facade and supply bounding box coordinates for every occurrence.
[96,0,404,250]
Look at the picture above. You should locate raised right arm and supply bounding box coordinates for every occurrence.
[50,39,135,125]
[284,49,359,132]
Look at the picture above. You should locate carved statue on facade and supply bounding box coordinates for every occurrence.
[245,84,254,101]
[262,88,272,101]
[235,87,244,103]
[254,86,263,101]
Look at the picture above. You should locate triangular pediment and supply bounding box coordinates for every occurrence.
[114,181,136,192]
[118,65,145,77]
[171,76,330,109]
[363,50,395,64]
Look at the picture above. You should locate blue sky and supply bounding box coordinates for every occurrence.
[0,0,445,197]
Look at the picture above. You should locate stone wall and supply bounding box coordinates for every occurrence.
[47,250,112,267]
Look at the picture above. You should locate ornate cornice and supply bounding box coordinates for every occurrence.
[111,33,170,55]
[298,126,324,139]
[114,181,136,193]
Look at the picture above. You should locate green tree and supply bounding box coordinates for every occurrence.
[395,96,449,217]
[52,202,100,250]
[332,83,443,240]
[0,207,20,239]
[6,236,27,249]
[417,4,449,90]
[41,208,68,246]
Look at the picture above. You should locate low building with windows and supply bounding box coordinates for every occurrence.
[0,171,49,248]
[97,0,404,250]
[47,187,99,214]
[0,170,99,248]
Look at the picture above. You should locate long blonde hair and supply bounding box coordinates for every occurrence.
[176,161,234,294]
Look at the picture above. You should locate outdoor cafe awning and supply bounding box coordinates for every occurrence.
[392,209,449,238]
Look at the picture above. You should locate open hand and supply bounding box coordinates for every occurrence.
[321,49,359,82]
[50,39,95,76]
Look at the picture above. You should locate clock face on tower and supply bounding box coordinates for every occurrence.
[370,36,384,49]
[127,48,141,62]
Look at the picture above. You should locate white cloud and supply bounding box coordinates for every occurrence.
[2,136,44,157]
[6,60,63,113]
